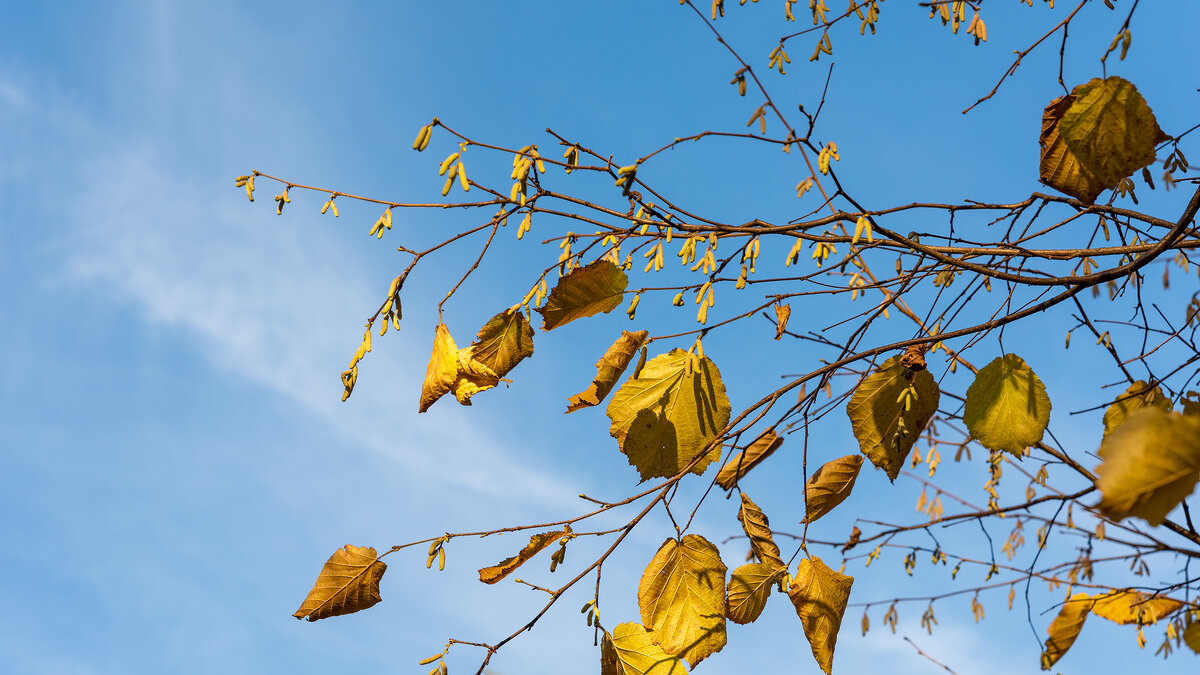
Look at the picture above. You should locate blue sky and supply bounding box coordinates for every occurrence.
[3,2,1199,674]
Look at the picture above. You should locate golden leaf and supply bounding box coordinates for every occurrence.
[715,429,783,489]
[1059,77,1167,190]
[804,454,864,523]
[419,324,500,412]
[1088,590,1183,626]
[788,556,854,675]
[606,349,731,481]
[1040,593,1090,669]
[1039,94,1108,204]
[1102,381,1171,438]
[1095,408,1200,525]
[737,492,784,569]
[1184,621,1200,654]
[846,356,940,481]
[963,354,1052,455]
[293,545,386,621]
[774,303,791,340]
[536,259,628,330]
[469,307,534,378]
[601,622,689,675]
[478,529,567,585]
[637,535,727,667]
[726,562,783,625]
[567,330,649,413]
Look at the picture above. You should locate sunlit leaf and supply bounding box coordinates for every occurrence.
[1059,77,1167,190]
[737,492,784,569]
[469,307,534,378]
[1102,381,1171,438]
[1040,593,1090,669]
[715,429,783,489]
[804,454,864,523]
[637,535,727,667]
[1039,94,1107,204]
[601,622,689,675]
[567,330,649,413]
[1088,590,1183,626]
[419,324,501,412]
[478,529,567,584]
[1185,621,1200,654]
[787,556,854,675]
[1095,408,1200,525]
[293,545,386,621]
[846,356,940,481]
[726,562,783,625]
[607,349,731,481]
[963,354,1051,455]
[537,259,628,330]
[774,303,791,340]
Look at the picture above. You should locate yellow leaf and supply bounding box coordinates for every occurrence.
[715,429,783,489]
[606,350,731,481]
[469,307,534,378]
[293,545,386,621]
[536,259,628,330]
[1059,77,1167,190]
[478,529,567,584]
[567,330,649,413]
[726,562,783,625]
[804,454,864,523]
[637,535,727,667]
[1184,621,1200,654]
[1102,381,1171,438]
[1040,593,1090,669]
[601,622,689,675]
[419,324,500,412]
[963,354,1051,455]
[846,356,940,481]
[787,556,854,675]
[774,302,791,340]
[1095,408,1200,525]
[1039,94,1108,204]
[1088,590,1183,626]
[737,492,784,568]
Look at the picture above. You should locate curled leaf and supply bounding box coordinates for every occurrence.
[804,454,864,523]
[963,354,1051,455]
[293,545,386,621]
[607,349,730,481]
[567,330,649,413]
[737,492,784,569]
[774,303,791,340]
[715,429,783,489]
[1040,593,1090,669]
[419,324,500,412]
[478,529,568,584]
[637,535,727,667]
[1094,408,1200,525]
[846,356,940,481]
[788,556,854,675]
[537,259,628,330]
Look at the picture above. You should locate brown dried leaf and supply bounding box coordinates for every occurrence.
[537,259,628,330]
[567,330,649,413]
[478,529,568,584]
[293,545,386,621]
[774,303,791,340]
[715,430,783,489]
[1039,94,1108,204]
[804,454,864,523]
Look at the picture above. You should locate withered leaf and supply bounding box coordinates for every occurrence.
[293,545,386,621]
[726,562,783,625]
[736,492,784,569]
[469,306,534,378]
[1040,593,1090,669]
[537,259,628,330]
[1039,94,1108,204]
[567,330,649,413]
[715,429,783,490]
[774,303,791,340]
[1059,76,1167,189]
[804,454,864,524]
[478,529,569,584]
[419,323,500,412]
